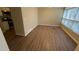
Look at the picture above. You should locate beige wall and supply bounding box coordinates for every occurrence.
[21,7,38,36]
[0,28,9,51]
[21,7,64,36]
[38,7,64,26]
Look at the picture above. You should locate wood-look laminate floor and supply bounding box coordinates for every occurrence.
[4,25,77,51]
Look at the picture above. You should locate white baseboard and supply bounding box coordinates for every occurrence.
[25,25,38,36]
[39,24,60,27]
[20,24,59,36]
[16,33,25,36]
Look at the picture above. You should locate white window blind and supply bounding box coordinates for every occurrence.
[62,7,79,35]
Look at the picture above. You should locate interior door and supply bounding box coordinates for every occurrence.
[10,7,25,36]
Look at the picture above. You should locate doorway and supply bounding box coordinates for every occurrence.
[0,8,16,50]
[0,7,25,50]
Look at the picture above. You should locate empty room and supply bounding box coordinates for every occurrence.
[0,7,79,51]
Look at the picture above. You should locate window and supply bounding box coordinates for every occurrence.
[62,7,79,35]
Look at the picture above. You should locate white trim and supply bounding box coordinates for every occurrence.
[16,33,25,36]
[39,24,60,27]
[23,24,59,36]
[25,25,37,36]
